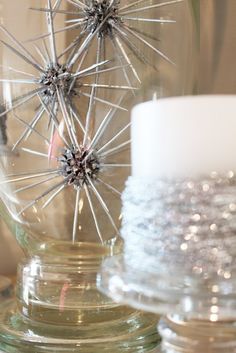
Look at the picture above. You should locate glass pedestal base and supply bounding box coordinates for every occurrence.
[157,315,236,353]
[0,301,159,353]
[0,243,160,353]
[99,254,236,320]
[98,254,175,315]
[0,276,13,301]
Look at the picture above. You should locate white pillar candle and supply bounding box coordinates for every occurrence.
[131,95,236,178]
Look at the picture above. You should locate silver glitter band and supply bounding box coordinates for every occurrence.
[121,172,236,279]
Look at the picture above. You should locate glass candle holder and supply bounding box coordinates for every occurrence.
[157,314,236,353]
[99,96,236,353]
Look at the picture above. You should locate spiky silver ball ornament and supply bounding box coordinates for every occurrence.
[40,64,75,103]
[84,0,121,37]
[59,146,100,188]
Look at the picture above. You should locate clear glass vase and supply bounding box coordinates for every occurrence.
[0,0,165,352]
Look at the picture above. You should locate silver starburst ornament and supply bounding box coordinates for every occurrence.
[59,145,100,188]
[0,0,133,245]
[37,0,183,85]
[0,0,134,153]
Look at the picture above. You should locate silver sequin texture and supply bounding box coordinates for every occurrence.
[122,172,236,279]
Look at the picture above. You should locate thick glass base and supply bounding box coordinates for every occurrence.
[0,300,159,353]
[157,315,236,353]
[99,254,236,320]
[0,276,13,301]
[98,254,176,315]
[0,243,160,353]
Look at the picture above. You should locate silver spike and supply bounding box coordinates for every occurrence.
[120,0,184,16]
[110,37,134,93]
[79,64,131,78]
[83,86,95,145]
[0,24,43,71]
[80,91,127,111]
[72,188,80,243]
[66,0,85,10]
[26,20,86,43]
[87,176,119,235]
[84,184,104,244]
[42,184,66,209]
[101,163,131,167]
[114,35,141,83]
[56,87,79,148]
[123,24,175,65]
[119,0,150,12]
[0,87,44,118]
[97,123,131,154]
[29,7,79,16]
[21,148,48,158]
[47,0,57,64]
[83,39,103,145]
[68,47,88,93]
[82,83,137,90]
[68,13,111,68]
[122,17,176,23]
[69,103,86,134]
[0,170,58,186]
[0,40,44,73]
[0,64,35,77]
[14,174,59,194]
[33,43,48,66]
[13,112,50,146]
[0,79,37,84]
[18,178,66,216]
[72,60,109,78]
[12,107,45,151]
[100,140,131,157]
[37,94,70,148]
[97,178,121,196]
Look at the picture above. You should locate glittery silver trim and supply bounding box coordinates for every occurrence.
[122,172,236,279]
